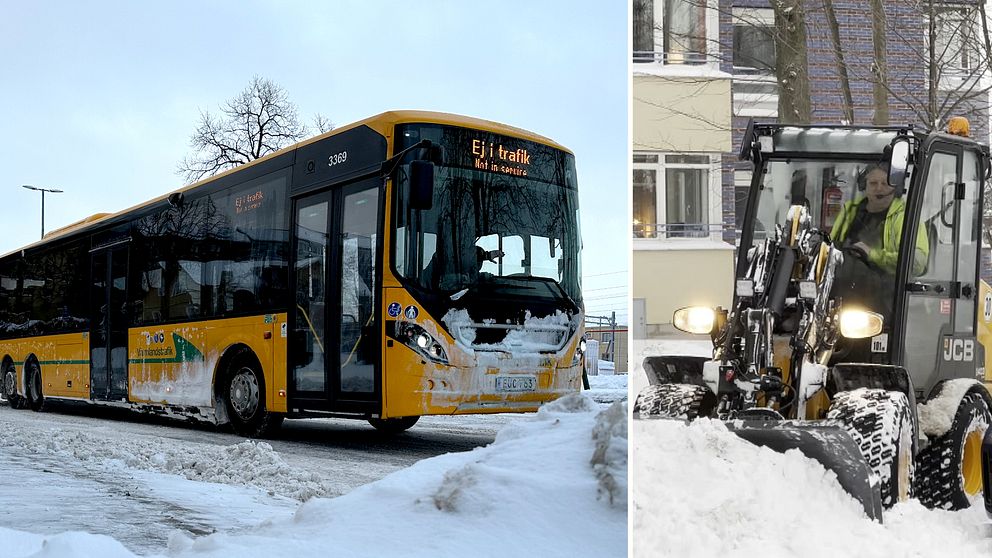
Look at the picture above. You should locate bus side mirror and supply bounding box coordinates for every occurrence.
[410,160,435,210]
[888,139,910,188]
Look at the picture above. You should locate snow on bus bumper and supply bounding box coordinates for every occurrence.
[390,358,583,417]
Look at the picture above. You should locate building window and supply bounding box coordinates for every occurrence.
[732,10,775,74]
[633,0,655,62]
[632,0,716,65]
[633,153,713,239]
[664,0,707,64]
[732,8,778,117]
[935,7,979,73]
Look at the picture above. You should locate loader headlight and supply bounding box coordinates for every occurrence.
[839,308,884,339]
[673,306,716,335]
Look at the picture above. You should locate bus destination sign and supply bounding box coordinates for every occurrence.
[470,139,530,177]
[235,190,264,215]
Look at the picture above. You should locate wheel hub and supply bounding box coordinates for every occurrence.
[962,427,984,496]
[230,368,259,420]
[3,369,14,398]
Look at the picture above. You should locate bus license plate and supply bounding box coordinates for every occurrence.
[494,375,537,392]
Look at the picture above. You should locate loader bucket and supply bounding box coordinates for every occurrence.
[726,420,883,522]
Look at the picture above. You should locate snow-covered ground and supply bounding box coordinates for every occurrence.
[1,376,626,557]
[633,338,992,557]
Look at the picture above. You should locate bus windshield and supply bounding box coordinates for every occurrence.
[392,124,582,312]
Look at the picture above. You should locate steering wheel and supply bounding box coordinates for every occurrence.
[841,244,871,265]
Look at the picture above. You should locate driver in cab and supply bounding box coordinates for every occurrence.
[831,162,928,277]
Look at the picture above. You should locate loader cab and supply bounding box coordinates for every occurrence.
[739,122,990,396]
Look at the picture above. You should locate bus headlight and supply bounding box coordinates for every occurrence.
[394,322,449,363]
[673,306,716,335]
[839,308,883,339]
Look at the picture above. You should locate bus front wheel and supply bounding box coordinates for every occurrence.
[368,416,420,434]
[222,350,283,438]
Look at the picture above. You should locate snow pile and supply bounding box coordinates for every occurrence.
[586,373,628,404]
[634,418,991,558]
[5,395,627,558]
[1,528,139,558]
[0,422,332,501]
[164,394,627,558]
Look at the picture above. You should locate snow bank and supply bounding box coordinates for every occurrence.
[2,527,139,558]
[634,418,991,558]
[0,422,332,502]
[586,373,628,404]
[165,394,627,558]
[4,395,627,558]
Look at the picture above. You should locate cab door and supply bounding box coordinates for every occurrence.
[897,141,983,393]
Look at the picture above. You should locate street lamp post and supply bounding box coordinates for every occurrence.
[21,185,64,239]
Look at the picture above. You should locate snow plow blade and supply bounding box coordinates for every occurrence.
[726,420,883,522]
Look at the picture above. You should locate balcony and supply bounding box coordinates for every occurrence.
[633,222,733,240]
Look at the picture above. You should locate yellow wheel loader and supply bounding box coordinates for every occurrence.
[637,119,992,521]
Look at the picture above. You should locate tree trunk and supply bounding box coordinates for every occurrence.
[927,0,939,129]
[870,0,889,124]
[772,0,811,124]
[824,0,854,123]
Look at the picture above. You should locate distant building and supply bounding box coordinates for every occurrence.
[632,0,735,338]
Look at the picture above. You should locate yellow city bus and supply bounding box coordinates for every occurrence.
[0,111,585,436]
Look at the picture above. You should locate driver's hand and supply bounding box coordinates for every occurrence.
[485,249,505,262]
[852,242,870,257]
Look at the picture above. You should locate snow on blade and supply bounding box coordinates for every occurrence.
[634,418,991,558]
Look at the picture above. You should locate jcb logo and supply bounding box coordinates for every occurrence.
[943,338,974,362]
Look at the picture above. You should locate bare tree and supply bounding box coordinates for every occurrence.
[771,0,811,124]
[312,113,335,134]
[178,77,325,183]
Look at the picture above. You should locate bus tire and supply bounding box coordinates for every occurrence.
[222,350,282,438]
[26,360,45,412]
[368,416,420,434]
[916,390,991,510]
[2,361,25,409]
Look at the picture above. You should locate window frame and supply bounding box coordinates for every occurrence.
[633,151,720,240]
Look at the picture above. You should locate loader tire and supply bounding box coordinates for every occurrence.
[827,388,915,508]
[916,390,991,510]
[634,384,714,419]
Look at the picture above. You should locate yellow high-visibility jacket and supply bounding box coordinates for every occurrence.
[830,196,929,276]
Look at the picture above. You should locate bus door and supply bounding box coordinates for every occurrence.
[291,178,381,411]
[89,244,129,401]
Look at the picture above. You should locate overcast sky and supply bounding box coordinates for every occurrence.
[0,1,628,323]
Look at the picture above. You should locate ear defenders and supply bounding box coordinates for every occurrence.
[856,157,902,196]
